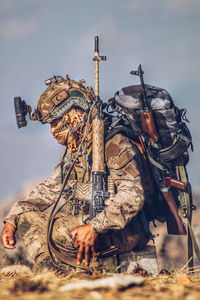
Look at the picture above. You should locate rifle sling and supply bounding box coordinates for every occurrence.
[187,220,200,262]
[176,161,200,266]
[47,106,96,270]
[47,139,83,269]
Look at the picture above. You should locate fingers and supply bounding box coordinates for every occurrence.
[71,227,78,239]
[8,236,16,247]
[77,243,84,265]
[1,234,8,248]
[73,239,79,248]
[1,223,16,249]
[75,243,97,266]
[71,224,98,266]
[1,232,16,249]
[84,245,90,266]
[91,245,98,260]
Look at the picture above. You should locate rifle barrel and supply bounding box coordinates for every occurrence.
[95,36,99,53]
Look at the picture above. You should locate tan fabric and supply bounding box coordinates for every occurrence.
[132,144,157,198]
[37,78,95,123]
[5,133,148,254]
[90,134,144,233]
[17,211,146,264]
[4,166,62,227]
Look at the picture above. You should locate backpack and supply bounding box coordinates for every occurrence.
[105,82,194,235]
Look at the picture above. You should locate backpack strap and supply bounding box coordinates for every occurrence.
[106,124,139,143]
[176,156,200,268]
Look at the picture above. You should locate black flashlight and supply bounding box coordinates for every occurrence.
[14,97,29,128]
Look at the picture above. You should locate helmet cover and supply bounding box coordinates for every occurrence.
[35,76,95,123]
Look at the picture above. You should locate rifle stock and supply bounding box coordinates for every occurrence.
[162,189,187,235]
[140,111,159,142]
[165,177,188,191]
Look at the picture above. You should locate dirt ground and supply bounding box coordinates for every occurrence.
[0,192,199,299]
[0,265,200,300]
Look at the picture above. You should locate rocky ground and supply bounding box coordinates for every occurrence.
[0,185,200,299]
[0,265,200,300]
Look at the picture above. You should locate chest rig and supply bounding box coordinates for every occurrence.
[61,146,92,216]
[59,140,115,217]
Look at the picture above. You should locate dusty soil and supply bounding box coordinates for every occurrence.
[0,266,200,300]
[0,190,200,299]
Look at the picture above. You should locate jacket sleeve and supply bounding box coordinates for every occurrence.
[4,166,62,228]
[90,134,145,233]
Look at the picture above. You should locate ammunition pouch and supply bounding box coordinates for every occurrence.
[159,133,191,162]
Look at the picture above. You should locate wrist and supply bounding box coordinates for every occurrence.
[4,222,16,231]
[90,223,99,233]
[3,217,18,229]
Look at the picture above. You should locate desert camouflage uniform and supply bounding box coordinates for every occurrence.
[4,133,156,270]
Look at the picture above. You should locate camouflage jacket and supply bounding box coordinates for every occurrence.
[4,134,150,233]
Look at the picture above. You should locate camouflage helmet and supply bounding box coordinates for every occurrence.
[34,76,95,123]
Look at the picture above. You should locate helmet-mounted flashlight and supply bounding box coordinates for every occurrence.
[14,67,95,128]
[14,97,32,128]
[14,97,41,128]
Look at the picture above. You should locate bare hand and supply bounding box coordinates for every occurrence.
[1,223,16,249]
[71,224,98,266]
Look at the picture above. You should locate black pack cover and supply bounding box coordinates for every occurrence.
[109,84,192,151]
[107,84,193,224]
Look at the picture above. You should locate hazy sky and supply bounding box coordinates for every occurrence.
[1,0,200,200]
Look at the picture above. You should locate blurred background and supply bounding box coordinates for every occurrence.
[1,0,200,201]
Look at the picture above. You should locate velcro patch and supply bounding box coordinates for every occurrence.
[51,90,69,105]
[106,134,136,170]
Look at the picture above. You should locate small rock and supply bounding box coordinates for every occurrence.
[59,274,144,291]
[0,265,32,275]
[185,295,198,300]
[176,274,191,286]
[90,291,102,300]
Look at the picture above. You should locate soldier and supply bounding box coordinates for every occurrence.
[1,76,158,274]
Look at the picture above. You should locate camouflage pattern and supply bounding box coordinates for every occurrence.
[36,77,95,123]
[17,212,49,264]
[90,134,145,233]
[17,211,82,264]
[4,167,63,228]
[5,133,151,267]
[17,210,146,266]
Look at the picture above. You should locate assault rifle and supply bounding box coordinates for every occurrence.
[131,65,188,235]
[89,36,109,219]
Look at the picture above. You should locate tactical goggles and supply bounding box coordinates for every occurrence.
[44,90,90,124]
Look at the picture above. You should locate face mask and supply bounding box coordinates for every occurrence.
[50,108,86,152]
